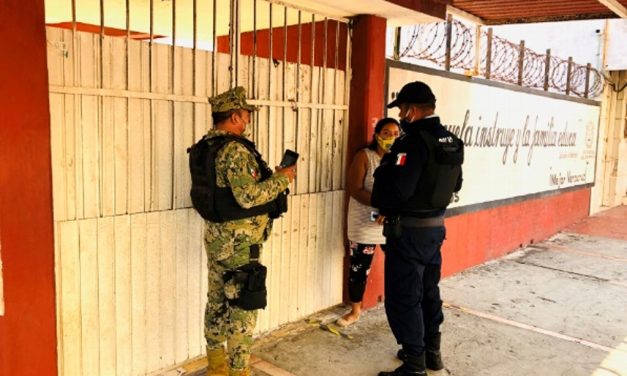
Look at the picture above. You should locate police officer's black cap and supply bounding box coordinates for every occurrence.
[386,81,436,108]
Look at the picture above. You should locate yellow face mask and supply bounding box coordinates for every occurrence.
[375,134,395,152]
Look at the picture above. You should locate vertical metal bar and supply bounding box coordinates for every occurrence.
[252,0,258,145]
[268,2,273,99]
[125,0,130,211]
[149,0,155,210]
[566,57,573,95]
[296,11,302,103]
[319,17,328,191]
[212,0,217,96]
[235,0,240,87]
[544,49,551,91]
[345,21,351,77]
[149,0,154,92]
[517,40,525,86]
[100,0,105,88]
[445,14,453,72]
[584,63,591,98]
[172,0,177,93]
[334,20,339,104]
[253,0,257,99]
[485,28,493,80]
[71,0,77,91]
[283,6,288,103]
[267,2,273,155]
[99,0,105,215]
[310,14,316,190]
[125,0,130,90]
[393,26,401,61]
[322,17,328,103]
[229,0,234,88]
[282,6,287,151]
[193,0,197,95]
[295,10,302,191]
[71,0,77,34]
[173,0,177,46]
[310,14,315,105]
[331,20,340,189]
[171,0,177,209]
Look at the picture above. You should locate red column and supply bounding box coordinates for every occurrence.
[346,15,388,309]
[0,0,58,374]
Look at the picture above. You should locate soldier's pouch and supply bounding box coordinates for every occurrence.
[224,262,267,310]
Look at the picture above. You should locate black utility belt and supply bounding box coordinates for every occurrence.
[397,216,444,228]
[383,216,444,239]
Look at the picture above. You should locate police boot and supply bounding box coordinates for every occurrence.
[206,347,228,376]
[425,333,444,371]
[229,368,250,376]
[378,352,426,376]
[397,334,444,371]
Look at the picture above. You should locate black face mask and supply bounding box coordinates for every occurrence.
[400,118,412,132]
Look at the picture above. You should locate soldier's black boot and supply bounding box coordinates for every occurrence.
[378,352,426,376]
[396,334,444,371]
[425,333,444,371]
[396,349,405,361]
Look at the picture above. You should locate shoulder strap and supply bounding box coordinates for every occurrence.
[211,135,258,157]
[249,244,260,262]
[212,135,272,178]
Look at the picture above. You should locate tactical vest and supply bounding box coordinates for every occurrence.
[188,135,288,222]
[406,130,464,212]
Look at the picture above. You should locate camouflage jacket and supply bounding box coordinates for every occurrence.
[204,129,290,264]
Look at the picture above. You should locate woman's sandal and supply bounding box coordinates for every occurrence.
[335,315,359,327]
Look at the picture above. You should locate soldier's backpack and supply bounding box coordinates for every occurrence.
[187,135,287,222]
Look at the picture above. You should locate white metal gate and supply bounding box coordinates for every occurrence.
[45,0,351,374]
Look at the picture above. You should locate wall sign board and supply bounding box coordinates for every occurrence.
[387,63,600,211]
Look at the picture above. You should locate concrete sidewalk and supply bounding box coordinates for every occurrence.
[249,206,627,376]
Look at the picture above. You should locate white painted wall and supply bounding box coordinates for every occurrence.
[605,20,627,71]
[387,65,600,209]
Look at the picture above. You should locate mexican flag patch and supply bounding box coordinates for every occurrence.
[396,153,407,166]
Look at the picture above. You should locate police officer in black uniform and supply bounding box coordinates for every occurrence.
[372,81,463,376]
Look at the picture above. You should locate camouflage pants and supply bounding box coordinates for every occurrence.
[205,245,260,371]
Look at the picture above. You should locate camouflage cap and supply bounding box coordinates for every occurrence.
[208,86,259,113]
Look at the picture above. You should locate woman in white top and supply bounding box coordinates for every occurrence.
[337,118,401,327]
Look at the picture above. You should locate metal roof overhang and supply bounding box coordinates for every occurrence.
[448,0,627,25]
[279,0,626,26]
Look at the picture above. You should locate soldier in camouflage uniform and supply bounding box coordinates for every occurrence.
[204,87,296,376]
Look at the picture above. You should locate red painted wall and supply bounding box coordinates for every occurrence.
[347,15,388,162]
[217,21,348,71]
[0,0,58,374]
[347,15,388,308]
[362,188,591,308]
[441,188,591,277]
